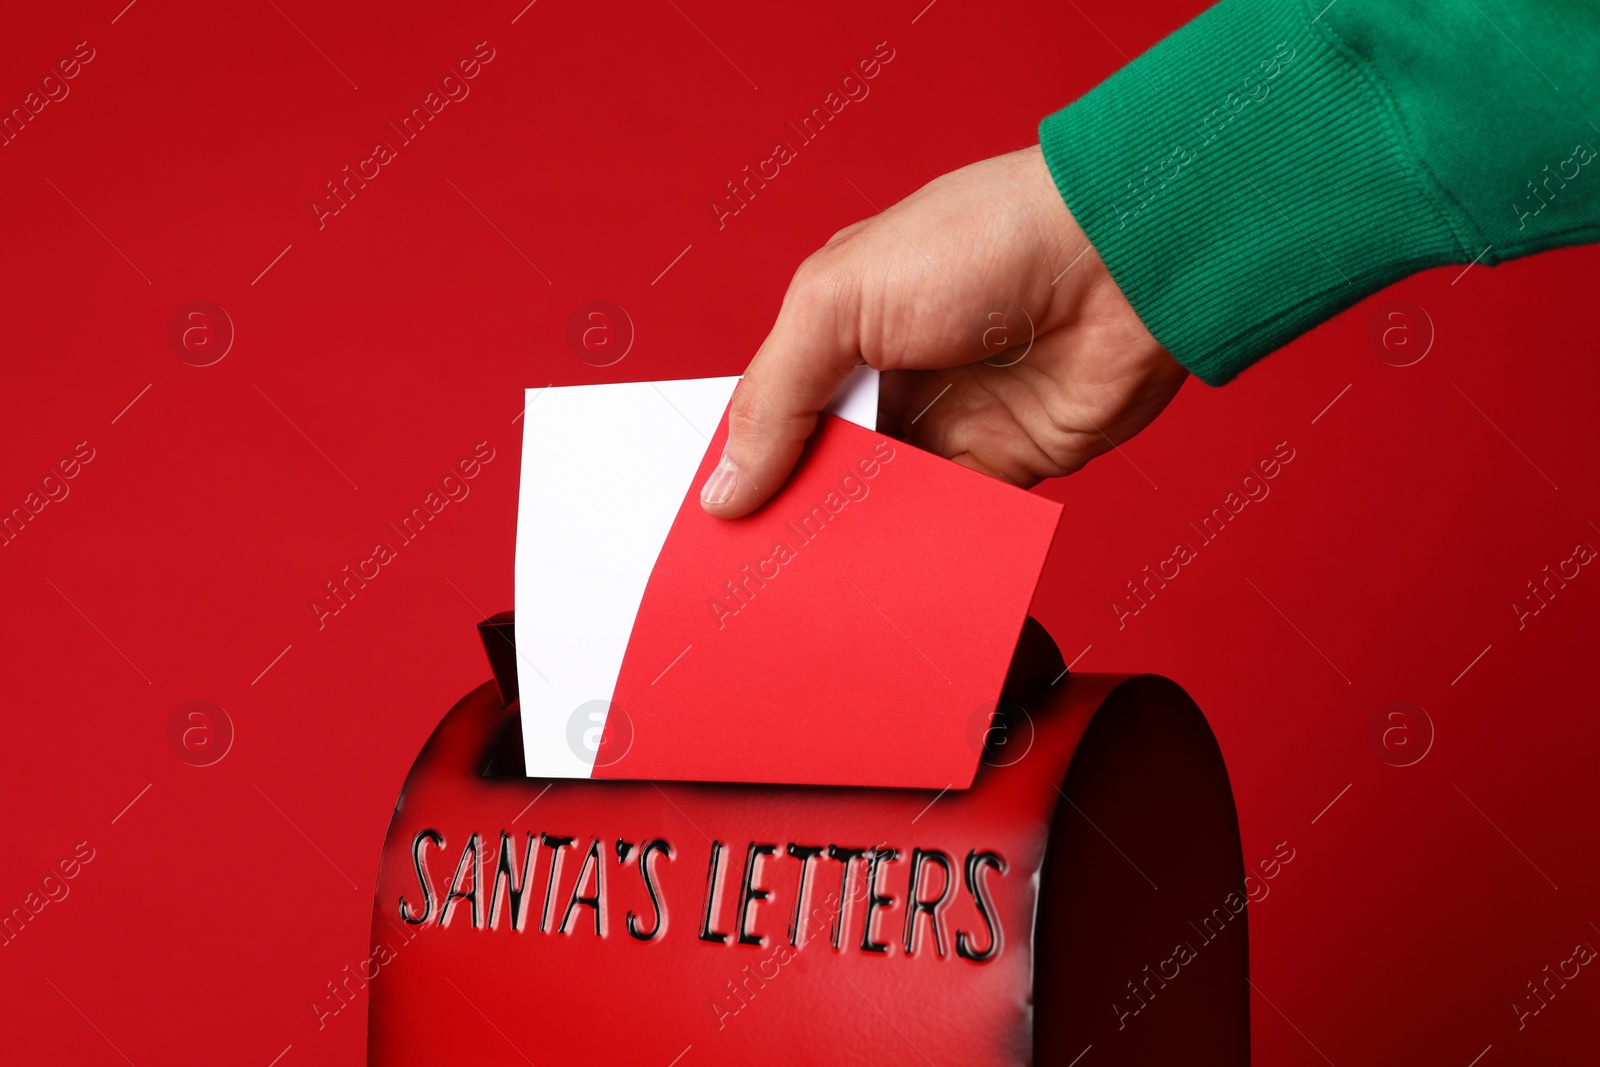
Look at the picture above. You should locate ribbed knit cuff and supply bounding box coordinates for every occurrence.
[1039,0,1474,385]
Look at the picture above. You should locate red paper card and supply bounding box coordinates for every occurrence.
[593,411,1062,788]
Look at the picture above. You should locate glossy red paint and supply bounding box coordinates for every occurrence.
[365,617,1247,1065]
[4,1,1597,1063]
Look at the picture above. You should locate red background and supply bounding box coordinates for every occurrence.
[2,1,1595,1064]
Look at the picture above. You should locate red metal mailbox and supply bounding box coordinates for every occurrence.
[366,614,1249,1065]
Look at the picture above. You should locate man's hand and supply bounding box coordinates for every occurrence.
[699,145,1188,517]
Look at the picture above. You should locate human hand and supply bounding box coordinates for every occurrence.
[699,145,1188,517]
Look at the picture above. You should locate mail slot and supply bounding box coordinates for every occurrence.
[366,614,1249,1065]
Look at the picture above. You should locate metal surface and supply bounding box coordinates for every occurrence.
[366,617,1248,1065]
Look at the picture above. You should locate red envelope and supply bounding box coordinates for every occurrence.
[593,411,1062,788]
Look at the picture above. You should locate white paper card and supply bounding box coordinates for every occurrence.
[514,369,878,778]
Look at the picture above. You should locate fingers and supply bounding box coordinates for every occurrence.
[887,365,1056,486]
[700,259,861,518]
[897,366,1071,488]
[698,145,1100,515]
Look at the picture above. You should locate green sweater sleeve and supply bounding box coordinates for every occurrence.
[1038,0,1600,385]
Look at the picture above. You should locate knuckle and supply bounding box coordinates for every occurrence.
[1035,394,1111,471]
[790,248,839,295]
[791,220,875,296]
[823,219,870,250]
[726,383,770,445]
[783,256,851,326]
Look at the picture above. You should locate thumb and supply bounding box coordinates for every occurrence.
[700,264,860,518]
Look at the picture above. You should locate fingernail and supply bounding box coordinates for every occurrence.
[700,452,740,507]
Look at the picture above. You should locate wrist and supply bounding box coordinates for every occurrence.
[1037,0,1468,384]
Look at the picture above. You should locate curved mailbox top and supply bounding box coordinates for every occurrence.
[367,618,1248,1066]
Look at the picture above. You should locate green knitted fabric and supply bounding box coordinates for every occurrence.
[1040,0,1600,384]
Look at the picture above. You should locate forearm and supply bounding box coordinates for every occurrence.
[1039,0,1600,384]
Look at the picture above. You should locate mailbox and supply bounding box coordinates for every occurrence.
[366,613,1249,1065]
